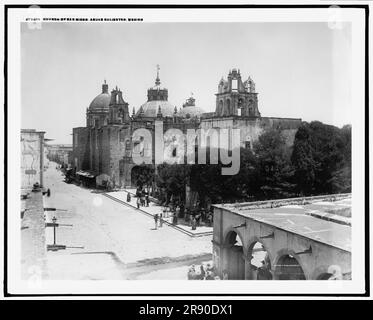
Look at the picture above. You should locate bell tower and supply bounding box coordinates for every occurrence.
[215,69,261,118]
[109,86,130,124]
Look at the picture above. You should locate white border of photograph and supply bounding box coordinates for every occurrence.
[6,6,366,295]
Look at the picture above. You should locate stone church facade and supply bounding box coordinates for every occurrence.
[72,68,301,188]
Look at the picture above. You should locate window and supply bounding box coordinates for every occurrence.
[231,79,238,91]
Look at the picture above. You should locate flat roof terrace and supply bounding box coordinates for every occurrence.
[213,194,351,252]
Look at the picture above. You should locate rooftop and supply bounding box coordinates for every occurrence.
[213,194,351,252]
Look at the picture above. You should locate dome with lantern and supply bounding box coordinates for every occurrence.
[135,66,176,118]
[178,94,205,119]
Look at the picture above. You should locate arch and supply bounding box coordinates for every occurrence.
[274,250,307,280]
[223,229,245,280]
[312,265,344,280]
[316,273,334,280]
[223,227,245,247]
[246,237,274,280]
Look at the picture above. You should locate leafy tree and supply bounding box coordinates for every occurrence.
[291,121,351,195]
[291,123,317,195]
[253,128,296,199]
[131,164,154,190]
[156,163,190,204]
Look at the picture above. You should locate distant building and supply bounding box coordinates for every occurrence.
[21,129,45,190]
[46,144,73,166]
[72,68,302,188]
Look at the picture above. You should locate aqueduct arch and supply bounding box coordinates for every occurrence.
[212,194,352,281]
[222,229,245,280]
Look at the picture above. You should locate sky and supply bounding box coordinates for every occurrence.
[21,22,352,144]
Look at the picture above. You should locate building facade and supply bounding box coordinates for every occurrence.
[46,144,73,166]
[72,68,302,188]
[21,129,46,190]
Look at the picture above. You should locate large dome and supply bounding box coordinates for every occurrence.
[89,92,110,111]
[136,100,175,118]
[178,105,205,118]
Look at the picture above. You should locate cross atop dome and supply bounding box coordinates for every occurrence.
[155,64,161,86]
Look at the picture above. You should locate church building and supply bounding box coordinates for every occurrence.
[72,67,301,188]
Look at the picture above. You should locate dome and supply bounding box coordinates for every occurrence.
[89,92,111,111]
[178,105,205,118]
[136,100,175,118]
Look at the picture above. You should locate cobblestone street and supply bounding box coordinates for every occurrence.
[43,162,212,280]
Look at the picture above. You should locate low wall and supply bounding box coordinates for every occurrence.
[21,190,47,280]
[228,193,351,211]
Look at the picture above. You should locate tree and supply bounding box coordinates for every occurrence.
[253,128,296,199]
[291,123,317,195]
[291,121,351,195]
[131,164,154,190]
[156,163,190,204]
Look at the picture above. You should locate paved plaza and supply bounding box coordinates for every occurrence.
[42,161,212,280]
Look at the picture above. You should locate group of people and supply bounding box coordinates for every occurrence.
[188,209,214,230]
[153,207,178,230]
[187,263,221,280]
[134,188,150,208]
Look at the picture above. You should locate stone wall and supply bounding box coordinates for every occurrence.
[72,127,90,171]
[21,190,47,280]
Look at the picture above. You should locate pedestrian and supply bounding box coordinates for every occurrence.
[200,265,206,279]
[207,263,214,273]
[257,260,273,280]
[206,271,215,280]
[145,193,150,207]
[207,213,213,227]
[187,266,195,280]
[222,269,229,280]
[140,193,145,207]
[47,188,51,197]
[191,216,197,230]
[195,213,201,227]
[137,197,140,209]
[154,213,159,230]
[175,205,180,218]
[127,192,131,202]
[163,207,168,219]
[180,203,185,218]
[159,212,163,228]
[172,212,178,225]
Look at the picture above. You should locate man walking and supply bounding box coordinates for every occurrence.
[154,213,159,230]
[159,212,163,228]
[145,192,150,207]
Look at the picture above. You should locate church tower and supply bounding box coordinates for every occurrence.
[108,86,130,124]
[215,69,261,118]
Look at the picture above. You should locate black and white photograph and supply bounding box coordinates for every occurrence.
[2,2,369,298]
